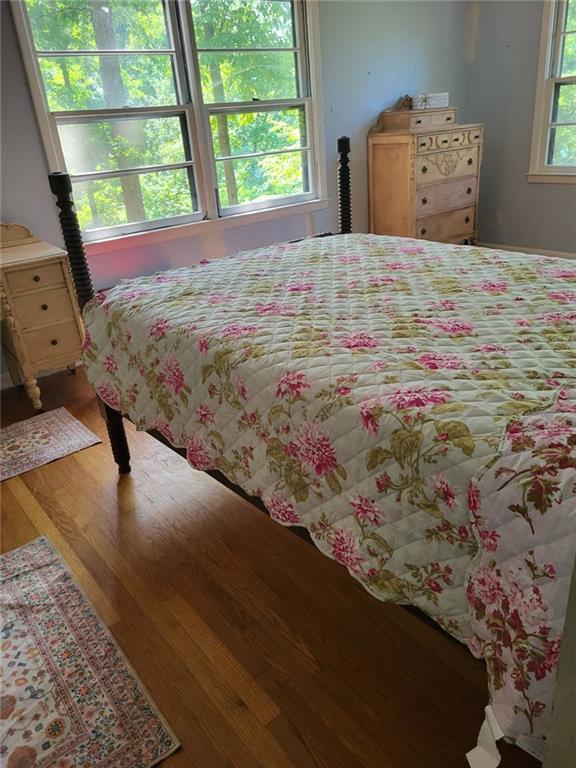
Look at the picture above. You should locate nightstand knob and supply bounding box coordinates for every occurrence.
[420,228,427,235]
[33,275,40,282]
[41,304,48,311]
[466,187,472,194]
[421,165,428,174]
[422,197,428,205]
[51,339,58,346]
[465,216,471,224]
[467,158,473,165]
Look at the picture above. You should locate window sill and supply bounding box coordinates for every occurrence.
[527,172,576,185]
[85,198,329,257]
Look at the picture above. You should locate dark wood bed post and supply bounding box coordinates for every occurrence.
[337,136,352,234]
[48,171,131,474]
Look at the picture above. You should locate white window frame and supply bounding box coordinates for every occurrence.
[529,0,576,183]
[11,0,327,244]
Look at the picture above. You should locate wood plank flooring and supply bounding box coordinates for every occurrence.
[1,370,539,767]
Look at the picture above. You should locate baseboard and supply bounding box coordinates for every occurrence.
[1,371,15,391]
[478,242,575,260]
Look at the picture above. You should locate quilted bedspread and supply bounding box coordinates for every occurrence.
[83,233,576,759]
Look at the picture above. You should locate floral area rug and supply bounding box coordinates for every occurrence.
[1,408,100,481]
[0,537,179,767]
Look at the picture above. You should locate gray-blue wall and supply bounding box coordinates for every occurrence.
[467,0,576,253]
[320,0,471,236]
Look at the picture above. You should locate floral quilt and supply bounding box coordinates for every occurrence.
[82,233,576,758]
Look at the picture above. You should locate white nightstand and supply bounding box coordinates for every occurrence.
[1,223,84,409]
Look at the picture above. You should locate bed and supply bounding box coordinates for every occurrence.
[48,143,576,765]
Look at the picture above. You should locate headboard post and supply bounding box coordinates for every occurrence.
[337,136,352,235]
[48,172,95,309]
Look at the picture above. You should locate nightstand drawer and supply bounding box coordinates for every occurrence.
[6,262,66,294]
[417,147,479,185]
[25,321,82,366]
[12,287,76,330]
[416,178,477,217]
[416,206,476,242]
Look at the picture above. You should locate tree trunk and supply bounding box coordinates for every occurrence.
[203,17,238,207]
[90,0,146,223]
[298,108,309,192]
[88,190,101,228]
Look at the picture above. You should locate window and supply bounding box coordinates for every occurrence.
[529,0,576,182]
[12,0,325,240]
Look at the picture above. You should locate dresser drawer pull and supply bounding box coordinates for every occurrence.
[467,158,473,165]
[51,339,59,346]
[421,197,428,205]
[465,216,471,224]
[466,187,472,194]
[33,275,41,282]
[41,304,48,311]
[420,228,427,235]
[421,165,428,174]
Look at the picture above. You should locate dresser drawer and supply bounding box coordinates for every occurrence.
[416,206,476,242]
[410,109,456,130]
[417,147,479,185]
[416,178,477,217]
[416,128,484,155]
[12,287,77,330]
[25,321,82,366]
[6,262,66,294]
[468,128,483,144]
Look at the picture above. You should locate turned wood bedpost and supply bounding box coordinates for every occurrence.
[337,136,352,235]
[48,171,131,475]
[48,172,94,311]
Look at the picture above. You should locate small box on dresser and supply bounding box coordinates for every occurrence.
[1,223,84,409]
[368,107,483,244]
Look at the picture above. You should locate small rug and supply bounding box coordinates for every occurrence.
[0,537,180,767]
[1,408,101,481]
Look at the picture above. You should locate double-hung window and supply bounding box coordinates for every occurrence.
[12,0,324,240]
[529,0,576,181]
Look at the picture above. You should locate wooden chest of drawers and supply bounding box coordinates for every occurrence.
[368,116,483,244]
[1,223,84,409]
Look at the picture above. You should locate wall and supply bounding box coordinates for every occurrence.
[320,0,471,235]
[467,0,576,253]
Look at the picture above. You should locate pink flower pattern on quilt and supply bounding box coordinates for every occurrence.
[82,233,576,759]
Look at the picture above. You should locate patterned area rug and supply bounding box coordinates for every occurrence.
[1,408,101,481]
[0,537,180,767]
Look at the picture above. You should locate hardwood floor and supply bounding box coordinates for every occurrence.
[1,370,539,768]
